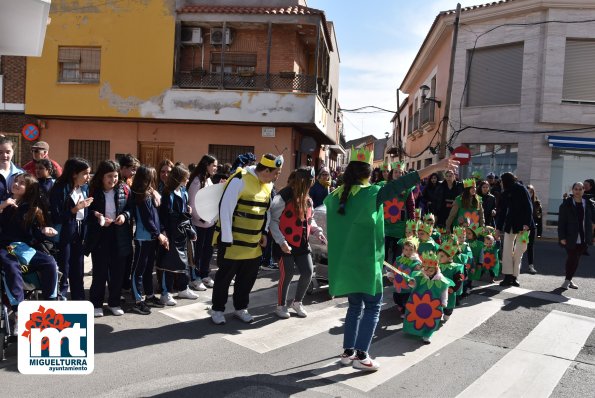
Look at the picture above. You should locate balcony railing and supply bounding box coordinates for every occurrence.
[176,71,317,93]
[420,101,435,126]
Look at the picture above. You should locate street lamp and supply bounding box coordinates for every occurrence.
[420,85,442,108]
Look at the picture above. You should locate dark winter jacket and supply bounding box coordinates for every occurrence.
[495,182,535,234]
[84,183,132,256]
[479,192,497,227]
[558,197,595,249]
[49,183,90,243]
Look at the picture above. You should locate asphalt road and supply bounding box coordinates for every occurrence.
[2,239,594,397]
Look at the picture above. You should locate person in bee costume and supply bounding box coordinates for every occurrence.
[210,153,283,325]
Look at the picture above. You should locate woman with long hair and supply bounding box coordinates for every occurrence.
[422,172,441,216]
[446,179,485,231]
[325,150,457,371]
[496,172,535,287]
[558,182,595,289]
[583,178,595,200]
[0,173,59,319]
[130,166,168,313]
[49,158,93,300]
[187,154,218,291]
[270,167,326,319]
[158,163,199,305]
[157,159,174,194]
[525,184,542,275]
[85,160,133,317]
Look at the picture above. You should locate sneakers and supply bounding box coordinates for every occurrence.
[339,349,356,366]
[202,277,215,288]
[528,264,538,275]
[569,280,579,289]
[160,292,177,306]
[561,279,570,289]
[189,279,207,291]
[108,306,124,316]
[234,309,254,323]
[211,310,226,325]
[132,301,151,315]
[291,301,308,318]
[422,336,432,344]
[177,287,199,300]
[275,305,290,319]
[146,295,165,308]
[94,308,104,318]
[443,314,450,322]
[352,352,380,371]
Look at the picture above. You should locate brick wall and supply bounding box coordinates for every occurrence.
[0,113,39,167]
[181,25,300,74]
[1,56,26,104]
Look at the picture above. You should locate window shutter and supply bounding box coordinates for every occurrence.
[466,43,524,106]
[80,48,100,72]
[563,40,595,102]
[58,47,81,62]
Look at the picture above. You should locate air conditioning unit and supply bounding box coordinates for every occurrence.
[181,27,203,44]
[210,28,232,45]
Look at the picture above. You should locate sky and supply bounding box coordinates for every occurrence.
[307,0,484,142]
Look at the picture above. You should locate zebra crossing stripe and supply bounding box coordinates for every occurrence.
[457,310,595,398]
[486,285,595,310]
[310,298,504,392]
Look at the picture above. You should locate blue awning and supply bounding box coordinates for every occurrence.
[547,135,595,150]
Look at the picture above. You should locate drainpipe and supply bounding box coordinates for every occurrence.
[219,21,226,89]
[266,22,272,90]
[440,3,461,159]
[396,89,403,161]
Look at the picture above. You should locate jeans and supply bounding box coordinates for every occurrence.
[343,292,383,353]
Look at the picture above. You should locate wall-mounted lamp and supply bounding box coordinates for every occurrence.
[384,131,389,139]
[420,85,442,108]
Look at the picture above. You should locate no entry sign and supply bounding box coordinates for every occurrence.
[452,145,471,165]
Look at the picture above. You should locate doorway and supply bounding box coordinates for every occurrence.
[138,142,174,168]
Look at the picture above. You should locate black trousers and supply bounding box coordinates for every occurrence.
[211,246,260,312]
[89,227,125,308]
[565,243,587,280]
[526,228,536,265]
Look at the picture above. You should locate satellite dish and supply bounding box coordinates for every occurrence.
[300,136,317,153]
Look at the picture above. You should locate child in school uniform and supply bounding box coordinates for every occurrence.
[85,160,133,317]
[417,222,439,255]
[437,236,464,321]
[0,173,59,332]
[387,239,421,319]
[130,166,169,314]
[49,158,93,300]
[158,163,199,306]
[400,251,453,344]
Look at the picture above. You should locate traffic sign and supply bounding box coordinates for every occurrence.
[22,124,40,141]
[452,145,471,165]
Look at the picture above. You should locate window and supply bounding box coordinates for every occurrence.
[563,40,595,102]
[210,52,256,74]
[3,133,21,165]
[462,143,518,179]
[58,47,101,83]
[68,139,110,171]
[208,144,255,165]
[466,43,524,106]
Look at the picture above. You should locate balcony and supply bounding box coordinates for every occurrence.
[420,101,435,127]
[176,71,317,93]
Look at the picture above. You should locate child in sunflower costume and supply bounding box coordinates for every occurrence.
[466,223,484,283]
[397,220,420,250]
[424,213,442,244]
[399,251,453,344]
[417,222,439,256]
[387,239,421,318]
[453,226,474,298]
[480,233,501,280]
[438,236,465,321]
[382,161,415,264]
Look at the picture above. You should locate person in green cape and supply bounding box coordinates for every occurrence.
[445,178,485,231]
[480,229,501,280]
[382,161,415,263]
[386,239,421,319]
[417,222,439,255]
[437,235,464,321]
[325,146,457,370]
[453,226,474,298]
[400,251,453,344]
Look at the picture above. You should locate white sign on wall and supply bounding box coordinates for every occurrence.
[262,127,276,137]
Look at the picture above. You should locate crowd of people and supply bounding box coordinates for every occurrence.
[1,133,594,371]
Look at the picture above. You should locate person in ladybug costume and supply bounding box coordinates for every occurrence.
[269,166,326,319]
